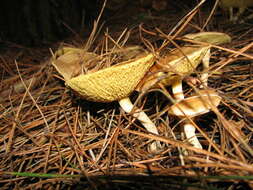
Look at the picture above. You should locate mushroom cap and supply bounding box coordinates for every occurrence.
[168,89,221,117]
[158,46,210,85]
[136,46,210,91]
[66,53,154,102]
[183,32,231,45]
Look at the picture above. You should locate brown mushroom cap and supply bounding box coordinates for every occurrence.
[183,32,231,45]
[168,90,221,117]
[66,53,155,102]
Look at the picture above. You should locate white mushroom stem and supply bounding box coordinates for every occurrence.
[184,122,203,149]
[172,80,202,149]
[172,80,202,150]
[200,48,210,88]
[118,97,160,152]
[168,89,221,149]
[169,90,221,149]
[172,80,184,101]
[229,7,245,22]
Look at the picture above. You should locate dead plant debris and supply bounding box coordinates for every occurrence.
[1,1,253,189]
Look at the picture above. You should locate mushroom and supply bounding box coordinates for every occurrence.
[136,45,211,101]
[219,0,253,22]
[183,32,231,87]
[135,32,230,150]
[168,89,221,149]
[52,49,161,152]
[136,32,231,98]
[183,32,232,46]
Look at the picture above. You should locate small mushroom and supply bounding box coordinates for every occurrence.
[168,89,221,149]
[52,50,161,152]
[219,0,253,22]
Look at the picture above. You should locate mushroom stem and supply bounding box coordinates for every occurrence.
[200,49,210,87]
[183,122,203,149]
[169,90,221,150]
[172,80,184,101]
[118,97,160,152]
[172,80,202,149]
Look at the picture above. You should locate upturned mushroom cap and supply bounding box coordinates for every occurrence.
[136,46,210,92]
[168,89,221,117]
[158,46,210,84]
[183,32,231,45]
[66,53,154,102]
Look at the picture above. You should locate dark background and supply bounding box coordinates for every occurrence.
[0,0,217,46]
[0,0,101,45]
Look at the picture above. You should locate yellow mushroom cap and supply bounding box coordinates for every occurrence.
[66,53,154,102]
[168,90,221,117]
[136,46,210,91]
[183,32,231,45]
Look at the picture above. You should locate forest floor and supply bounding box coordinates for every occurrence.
[1,1,253,189]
